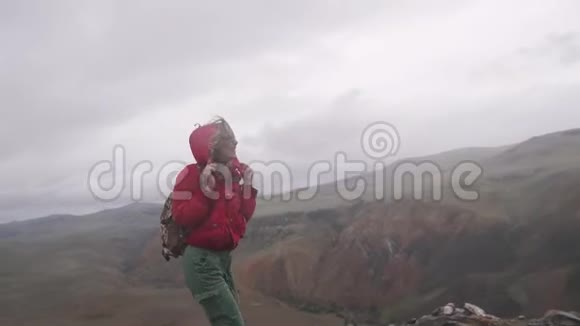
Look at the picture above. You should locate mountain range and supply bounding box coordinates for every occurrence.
[1,128,580,325]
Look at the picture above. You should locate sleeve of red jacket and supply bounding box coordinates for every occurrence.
[171,164,210,227]
[240,185,258,222]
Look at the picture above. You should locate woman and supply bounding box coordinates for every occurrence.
[172,117,257,326]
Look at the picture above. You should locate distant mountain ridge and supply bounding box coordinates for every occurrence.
[254,128,580,218]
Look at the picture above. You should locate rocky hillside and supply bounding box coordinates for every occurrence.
[238,200,580,322]
[236,129,580,323]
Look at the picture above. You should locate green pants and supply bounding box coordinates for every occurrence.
[182,245,244,326]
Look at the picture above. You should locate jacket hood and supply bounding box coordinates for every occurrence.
[188,124,241,168]
[189,124,217,165]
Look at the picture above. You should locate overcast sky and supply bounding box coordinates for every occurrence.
[1,0,580,222]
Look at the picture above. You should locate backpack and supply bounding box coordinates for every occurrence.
[160,193,191,261]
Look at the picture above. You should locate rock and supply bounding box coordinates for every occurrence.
[464,303,486,316]
[543,310,580,326]
[430,303,458,317]
[455,308,466,315]
[442,304,455,316]
[386,304,579,326]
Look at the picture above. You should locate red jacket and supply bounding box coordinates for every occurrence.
[171,124,257,251]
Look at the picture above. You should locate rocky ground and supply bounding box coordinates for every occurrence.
[342,303,580,326]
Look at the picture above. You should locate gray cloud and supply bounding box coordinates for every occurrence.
[0,0,392,160]
[519,32,580,66]
[247,83,580,159]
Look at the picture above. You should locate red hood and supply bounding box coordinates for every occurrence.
[188,124,242,169]
[189,124,217,165]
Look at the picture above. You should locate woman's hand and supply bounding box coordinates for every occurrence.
[242,166,254,186]
[200,163,217,197]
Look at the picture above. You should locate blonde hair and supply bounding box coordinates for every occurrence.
[207,116,236,160]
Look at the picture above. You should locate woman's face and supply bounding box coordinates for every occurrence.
[214,136,238,163]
